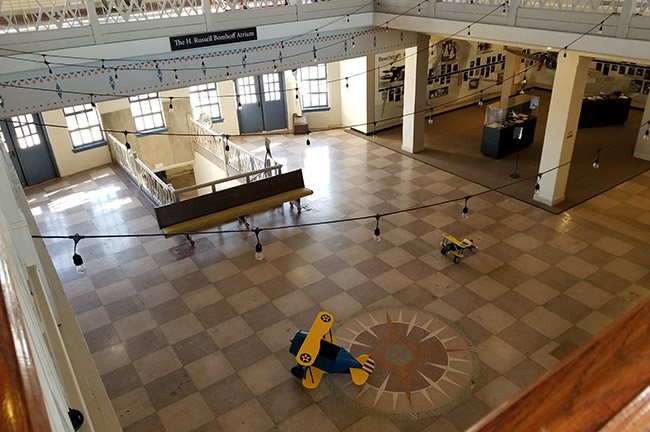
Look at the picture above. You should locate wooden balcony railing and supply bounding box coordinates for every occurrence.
[0,254,51,431]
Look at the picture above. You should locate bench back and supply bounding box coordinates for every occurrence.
[155,169,306,229]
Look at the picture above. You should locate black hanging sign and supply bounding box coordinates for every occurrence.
[170,28,257,51]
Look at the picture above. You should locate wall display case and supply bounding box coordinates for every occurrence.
[480,95,539,159]
[578,93,632,128]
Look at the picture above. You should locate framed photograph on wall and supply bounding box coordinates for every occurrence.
[637,68,644,76]
[645,69,650,80]
[643,81,650,95]
[619,66,626,75]
[628,67,635,76]
[595,63,602,72]
[611,65,618,72]
[603,64,610,76]
[469,78,480,90]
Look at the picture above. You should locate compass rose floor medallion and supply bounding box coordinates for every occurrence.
[330,307,476,419]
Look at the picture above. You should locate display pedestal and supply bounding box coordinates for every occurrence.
[481,117,537,159]
[578,95,631,128]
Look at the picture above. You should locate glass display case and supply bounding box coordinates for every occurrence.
[481,94,539,159]
[578,93,631,128]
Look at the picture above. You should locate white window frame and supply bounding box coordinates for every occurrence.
[129,93,166,134]
[11,114,41,149]
[63,104,105,150]
[189,83,222,122]
[297,64,329,110]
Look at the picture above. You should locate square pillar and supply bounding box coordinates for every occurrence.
[534,52,591,206]
[633,93,650,160]
[402,33,429,154]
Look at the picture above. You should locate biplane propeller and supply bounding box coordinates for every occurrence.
[504,46,558,71]
[289,311,375,389]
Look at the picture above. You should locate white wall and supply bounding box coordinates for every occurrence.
[42,110,112,177]
[341,56,372,134]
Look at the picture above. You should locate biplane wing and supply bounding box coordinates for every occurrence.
[302,366,326,389]
[295,311,334,367]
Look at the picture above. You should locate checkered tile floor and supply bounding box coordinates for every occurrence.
[26,129,650,431]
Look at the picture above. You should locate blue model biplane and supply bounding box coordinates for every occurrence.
[289,311,375,389]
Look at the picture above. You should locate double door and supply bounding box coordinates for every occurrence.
[0,113,58,186]
[235,73,288,134]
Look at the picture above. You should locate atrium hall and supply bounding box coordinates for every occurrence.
[0,1,649,431]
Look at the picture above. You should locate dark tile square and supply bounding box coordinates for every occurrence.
[144,368,197,410]
[318,393,366,430]
[550,339,579,360]
[498,322,549,355]
[222,334,272,371]
[505,357,547,388]
[488,265,530,289]
[150,297,191,325]
[347,281,389,305]
[84,323,121,353]
[172,331,218,365]
[241,303,286,332]
[131,268,168,292]
[257,276,297,301]
[201,374,253,417]
[586,269,629,295]
[115,244,150,265]
[354,256,393,279]
[393,284,436,307]
[454,316,492,345]
[90,267,128,290]
[535,267,579,291]
[69,290,102,315]
[492,291,537,320]
[258,379,313,424]
[442,287,486,315]
[105,296,145,322]
[123,414,164,432]
[545,294,592,323]
[195,299,238,329]
[169,270,211,295]
[213,273,254,298]
[123,328,169,361]
[311,255,349,275]
[101,364,142,399]
[303,278,344,303]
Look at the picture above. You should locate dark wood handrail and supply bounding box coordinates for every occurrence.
[468,298,650,432]
[0,256,51,431]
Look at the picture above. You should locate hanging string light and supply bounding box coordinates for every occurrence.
[273,59,277,72]
[237,98,243,111]
[101,59,106,70]
[253,227,264,260]
[174,69,180,82]
[418,2,421,14]
[502,0,507,14]
[345,77,349,88]
[373,122,377,139]
[306,130,311,146]
[478,91,484,106]
[593,148,601,169]
[467,25,471,37]
[347,14,350,22]
[71,233,86,274]
[534,174,542,196]
[428,108,434,125]
[226,66,230,77]
[114,67,119,80]
[123,131,130,150]
[461,195,470,219]
[373,214,381,242]
[90,94,96,108]
[42,55,53,74]
[352,37,356,48]
[168,97,174,112]
[644,121,650,140]
[598,21,603,34]
[224,134,230,151]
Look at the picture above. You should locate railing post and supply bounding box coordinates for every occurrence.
[132,151,143,189]
[616,0,636,38]
[84,0,105,44]
[202,0,215,30]
[506,0,520,26]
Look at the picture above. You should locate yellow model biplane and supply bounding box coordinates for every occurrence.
[289,311,375,389]
[440,234,476,263]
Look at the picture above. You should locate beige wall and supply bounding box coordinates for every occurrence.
[42,110,112,177]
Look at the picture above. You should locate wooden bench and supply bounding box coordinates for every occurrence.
[154,169,313,245]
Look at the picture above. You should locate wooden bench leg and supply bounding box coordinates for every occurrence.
[185,233,195,247]
[290,199,302,213]
[238,216,250,229]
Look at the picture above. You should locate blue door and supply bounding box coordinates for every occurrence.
[235,73,287,134]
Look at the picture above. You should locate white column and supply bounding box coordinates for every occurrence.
[402,33,429,154]
[633,95,650,160]
[500,52,519,110]
[534,52,591,206]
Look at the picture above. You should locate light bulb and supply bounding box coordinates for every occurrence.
[73,253,86,274]
[237,102,242,111]
[593,160,600,169]
[428,117,433,125]
[478,99,484,106]
[255,243,264,260]
[534,184,541,196]
[462,206,469,219]
[644,129,649,140]
[374,227,381,242]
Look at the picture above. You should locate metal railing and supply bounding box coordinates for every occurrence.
[1,0,648,35]
[107,133,177,205]
[189,115,281,177]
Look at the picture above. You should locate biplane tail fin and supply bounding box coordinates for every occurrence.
[350,355,375,385]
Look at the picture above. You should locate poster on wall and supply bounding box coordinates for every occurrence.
[442,41,457,62]
[376,50,406,128]
[477,42,493,55]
